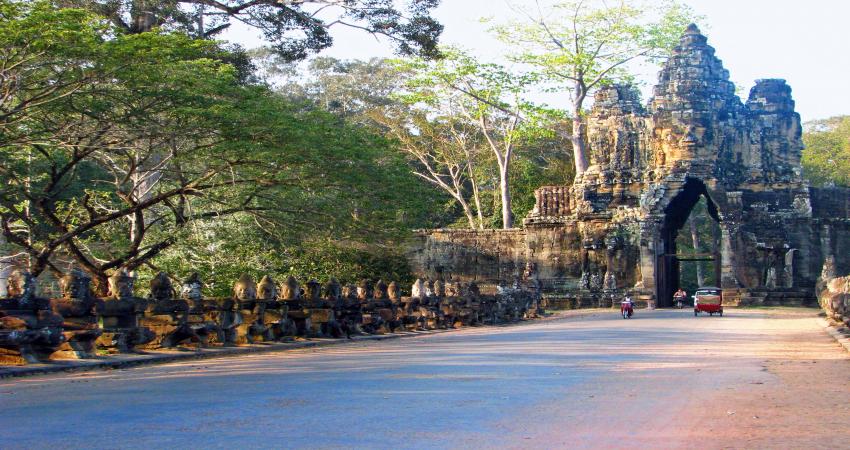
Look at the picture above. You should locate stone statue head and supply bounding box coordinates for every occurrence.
[257,275,277,301]
[107,270,135,300]
[324,278,342,301]
[433,279,445,297]
[181,272,203,302]
[7,269,36,300]
[60,268,91,300]
[305,279,321,302]
[149,272,175,301]
[233,274,257,301]
[356,279,371,301]
[373,279,388,300]
[411,278,425,299]
[387,281,400,302]
[342,283,357,300]
[280,275,300,301]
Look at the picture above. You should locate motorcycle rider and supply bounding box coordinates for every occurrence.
[673,288,687,308]
[621,294,634,317]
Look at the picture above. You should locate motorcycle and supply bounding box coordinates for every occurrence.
[620,299,634,319]
[674,296,684,309]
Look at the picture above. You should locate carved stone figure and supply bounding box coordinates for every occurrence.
[60,268,92,300]
[356,279,371,301]
[373,280,388,300]
[411,278,425,299]
[7,269,36,303]
[150,272,176,301]
[324,278,342,301]
[107,270,135,300]
[232,274,257,301]
[433,279,445,297]
[280,276,300,301]
[387,281,400,302]
[305,279,322,302]
[257,275,278,301]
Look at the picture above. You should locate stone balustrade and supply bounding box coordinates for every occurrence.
[0,270,544,365]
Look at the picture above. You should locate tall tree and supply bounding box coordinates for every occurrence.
[802,116,850,187]
[0,2,434,292]
[60,0,443,61]
[395,49,559,229]
[491,0,696,176]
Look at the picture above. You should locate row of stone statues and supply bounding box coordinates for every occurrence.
[0,268,544,365]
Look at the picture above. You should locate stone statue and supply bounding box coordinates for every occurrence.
[257,275,278,301]
[324,278,342,301]
[411,278,425,299]
[280,276,300,301]
[424,279,435,297]
[232,274,257,301]
[356,279,371,301]
[7,269,36,302]
[180,272,204,303]
[149,272,176,301]
[305,279,322,302]
[387,281,400,302]
[373,280,388,300]
[433,279,445,297]
[342,283,357,300]
[60,268,92,300]
[107,270,135,300]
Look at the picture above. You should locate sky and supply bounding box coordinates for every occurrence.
[224,0,849,122]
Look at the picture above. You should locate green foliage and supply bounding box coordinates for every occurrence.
[62,0,443,61]
[490,0,699,102]
[0,1,439,291]
[802,116,850,187]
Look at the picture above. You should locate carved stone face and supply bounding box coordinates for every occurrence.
[233,274,257,301]
[433,279,445,297]
[7,269,35,299]
[280,276,300,301]
[305,280,321,301]
[324,278,341,301]
[356,279,371,301]
[60,269,91,300]
[108,270,135,300]
[373,280,387,300]
[387,281,399,301]
[149,272,175,301]
[411,279,425,299]
[257,275,277,301]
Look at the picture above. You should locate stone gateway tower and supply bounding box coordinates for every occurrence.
[410,25,850,307]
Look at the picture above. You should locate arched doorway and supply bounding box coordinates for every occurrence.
[655,178,722,307]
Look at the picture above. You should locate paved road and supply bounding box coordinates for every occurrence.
[1,308,849,449]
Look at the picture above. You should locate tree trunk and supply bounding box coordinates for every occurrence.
[499,166,513,229]
[571,116,588,175]
[689,216,705,286]
[458,195,477,230]
[467,164,484,229]
[0,233,10,297]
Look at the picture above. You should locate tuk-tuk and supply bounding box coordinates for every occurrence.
[694,287,723,316]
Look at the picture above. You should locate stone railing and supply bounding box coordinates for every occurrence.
[0,270,544,365]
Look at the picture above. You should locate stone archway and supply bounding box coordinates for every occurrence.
[654,177,722,307]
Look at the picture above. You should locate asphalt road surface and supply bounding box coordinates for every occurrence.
[2,308,849,449]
